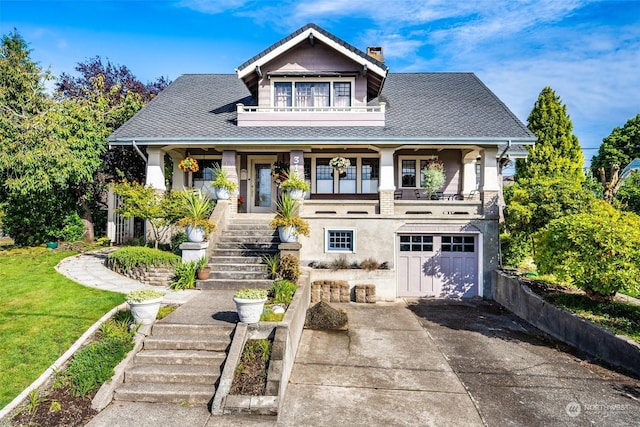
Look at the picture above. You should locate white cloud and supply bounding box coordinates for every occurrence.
[176,0,253,14]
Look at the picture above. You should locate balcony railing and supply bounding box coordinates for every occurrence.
[236,103,386,127]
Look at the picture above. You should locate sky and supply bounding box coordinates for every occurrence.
[2,0,639,168]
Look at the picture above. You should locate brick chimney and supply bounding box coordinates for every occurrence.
[367,46,384,62]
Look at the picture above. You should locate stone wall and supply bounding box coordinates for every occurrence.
[108,265,174,287]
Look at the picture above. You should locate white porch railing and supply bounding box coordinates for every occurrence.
[236,103,386,127]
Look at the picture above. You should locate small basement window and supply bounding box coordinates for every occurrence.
[325,229,355,253]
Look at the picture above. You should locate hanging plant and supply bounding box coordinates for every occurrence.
[178,157,199,173]
[421,159,445,198]
[329,157,351,171]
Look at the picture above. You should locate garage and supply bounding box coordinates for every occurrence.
[397,225,480,298]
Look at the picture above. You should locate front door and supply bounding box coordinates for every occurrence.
[248,156,277,213]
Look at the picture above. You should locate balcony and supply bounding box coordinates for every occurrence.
[236,103,386,127]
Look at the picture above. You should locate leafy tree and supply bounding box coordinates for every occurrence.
[112,181,181,249]
[515,87,584,181]
[617,170,640,215]
[591,114,640,179]
[504,176,595,250]
[534,201,640,301]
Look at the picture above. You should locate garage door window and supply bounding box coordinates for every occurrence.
[399,235,433,252]
[442,236,474,252]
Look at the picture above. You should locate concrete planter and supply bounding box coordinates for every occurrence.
[128,297,163,324]
[215,188,231,200]
[286,189,305,200]
[233,297,267,324]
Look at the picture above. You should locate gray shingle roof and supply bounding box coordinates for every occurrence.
[108,73,535,143]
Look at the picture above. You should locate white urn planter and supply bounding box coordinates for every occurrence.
[233,297,268,323]
[127,295,163,325]
[287,189,305,200]
[186,225,206,242]
[278,225,298,243]
[215,187,231,200]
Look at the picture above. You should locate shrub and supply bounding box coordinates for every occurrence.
[171,260,198,290]
[260,308,285,322]
[170,231,188,254]
[269,279,297,305]
[279,254,300,281]
[500,233,531,268]
[534,201,640,301]
[107,247,180,271]
[330,255,349,270]
[234,288,268,300]
[58,212,85,242]
[359,258,381,271]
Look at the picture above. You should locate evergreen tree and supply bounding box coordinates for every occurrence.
[591,113,640,179]
[515,86,584,181]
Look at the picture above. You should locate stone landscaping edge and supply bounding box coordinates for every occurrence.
[493,270,640,377]
[211,270,311,416]
[0,303,129,422]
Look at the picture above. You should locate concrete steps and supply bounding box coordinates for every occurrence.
[114,322,234,404]
[197,215,278,290]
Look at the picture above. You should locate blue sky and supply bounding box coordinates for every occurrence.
[2,0,639,167]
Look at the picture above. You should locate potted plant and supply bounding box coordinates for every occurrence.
[178,156,199,173]
[329,156,351,174]
[233,288,268,323]
[126,290,165,324]
[176,189,216,242]
[272,161,289,186]
[269,194,310,243]
[280,170,310,200]
[196,256,211,280]
[211,164,238,200]
[421,159,446,199]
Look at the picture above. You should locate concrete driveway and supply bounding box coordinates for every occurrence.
[408,299,640,426]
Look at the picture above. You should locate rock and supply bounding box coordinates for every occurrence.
[305,301,348,330]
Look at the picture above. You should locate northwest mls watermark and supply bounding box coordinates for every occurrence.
[565,401,630,418]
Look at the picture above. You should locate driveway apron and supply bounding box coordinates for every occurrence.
[408,299,640,427]
[278,302,484,426]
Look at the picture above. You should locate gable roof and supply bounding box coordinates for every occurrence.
[108,72,535,145]
[235,23,388,100]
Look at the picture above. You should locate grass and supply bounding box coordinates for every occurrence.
[543,292,640,344]
[0,247,124,409]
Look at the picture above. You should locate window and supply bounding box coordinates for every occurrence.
[361,158,379,193]
[399,156,438,188]
[272,80,352,108]
[441,236,475,253]
[334,82,351,107]
[193,159,220,180]
[399,235,433,252]
[326,229,355,252]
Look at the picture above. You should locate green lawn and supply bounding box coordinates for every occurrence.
[0,247,124,409]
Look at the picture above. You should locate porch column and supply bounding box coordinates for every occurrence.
[167,151,186,190]
[379,148,395,215]
[146,147,166,191]
[222,150,238,215]
[462,150,480,197]
[479,147,499,218]
[289,151,304,178]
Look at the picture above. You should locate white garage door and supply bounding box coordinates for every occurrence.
[397,234,478,298]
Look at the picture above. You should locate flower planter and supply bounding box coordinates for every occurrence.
[287,189,305,200]
[233,297,268,323]
[128,297,163,324]
[46,241,58,249]
[186,225,206,242]
[197,266,211,280]
[278,226,298,243]
[215,187,231,200]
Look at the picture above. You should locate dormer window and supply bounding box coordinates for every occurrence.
[272,79,352,108]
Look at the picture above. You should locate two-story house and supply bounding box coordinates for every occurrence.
[108,23,535,299]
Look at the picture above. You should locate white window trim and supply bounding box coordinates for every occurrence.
[324,227,357,253]
[311,154,379,194]
[398,155,438,189]
[271,77,355,108]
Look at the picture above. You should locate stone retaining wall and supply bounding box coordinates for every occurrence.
[108,265,174,287]
[493,271,640,377]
